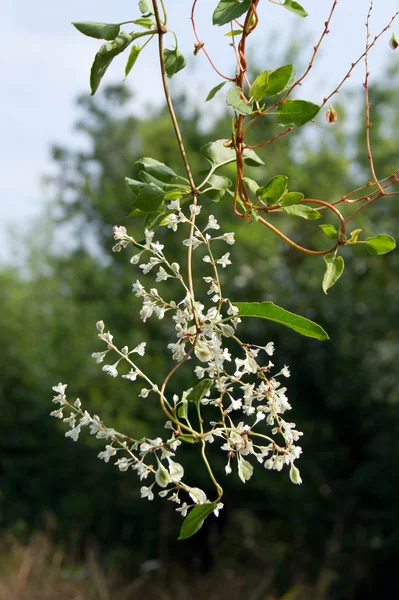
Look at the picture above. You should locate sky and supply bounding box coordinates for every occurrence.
[1,0,398,262]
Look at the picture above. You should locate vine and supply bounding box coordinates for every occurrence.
[52,0,398,539]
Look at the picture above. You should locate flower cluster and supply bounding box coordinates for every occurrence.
[51,201,303,532]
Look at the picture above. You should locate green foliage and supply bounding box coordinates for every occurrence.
[226,86,253,115]
[319,223,338,239]
[281,0,309,18]
[124,45,142,79]
[256,175,288,204]
[232,302,329,340]
[283,204,321,219]
[366,233,396,254]
[276,99,320,126]
[163,48,187,78]
[178,503,218,539]
[250,64,294,101]
[212,0,251,26]
[322,253,345,294]
[72,21,121,40]
[206,81,227,102]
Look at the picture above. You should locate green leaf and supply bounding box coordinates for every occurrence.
[144,210,171,231]
[280,191,304,206]
[164,48,186,78]
[200,139,264,170]
[186,379,213,404]
[163,190,183,201]
[139,0,153,14]
[132,183,165,212]
[135,157,177,183]
[125,177,146,198]
[206,174,232,190]
[322,254,344,294]
[213,0,251,26]
[256,175,288,204]
[124,45,141,79]
[283,205,321,219]
[226,86,253,115]
[243,177,260,196]
[90,32,134,95]
[319,224,338,239]
[132,17,154,28]
[225,29,243,37]
[250,64,294,101]
[282,0,308,18]
[178,398,188,420]
[366,234,396,255]
[277,100,320,127]
[178,503,217,540]
[206,81,227,101]
[72,21,121,41]
[232,302,329,340]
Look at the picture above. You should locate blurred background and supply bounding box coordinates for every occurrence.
[1,1,399,598]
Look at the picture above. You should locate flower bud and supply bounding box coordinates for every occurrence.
[167,458,184,482]
[96,320,105,333]
[155,457,171,488]
[194,340,212,363]
[289,463,303,485]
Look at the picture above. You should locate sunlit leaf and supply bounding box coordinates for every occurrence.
[200,139,264,170]
[164,48,186,78]
[250,64,293,101]
[283,204,321,219]
[206,82,227,102]
[322,254,344,294]
[72,21,121,41]
[366,234,396,255]
[319,224,338,239]
[282,0,308,18]
[226,86,253,115]
[256,175,288,204]
[277,100,320,127]
[213,0,251,26]
[232,302,329,340]
[124,45,141,79]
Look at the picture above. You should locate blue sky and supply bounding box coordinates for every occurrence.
[1,0,398,261]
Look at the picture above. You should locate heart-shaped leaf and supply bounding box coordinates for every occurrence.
[322,254,344,294]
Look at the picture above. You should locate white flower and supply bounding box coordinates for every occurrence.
[167,199,181,211]
[194,366,207,379]
[91,351,109,363]
[155,266,169,282]
[216,253,232,268]
[204,215,220,231]
[264,342,275,356]
[122,369,139,382]
[187,487,207,504]
[113,225,127,240]
[289,463,303,485]
[115,457,130,471]
[281,365,290,378]
[102,363,119,378]
[151,241,164,253]
[164,214,180,231]
[167,458,184,482]
[140,483,155,501]
[65,425,81,442]
[221,232,235,245]
[214,502,224,517]
[182,237,202,249]
[176,502,189,517]
[50,408,64,419]
[130,252,143,264]
[96,321,105,333]
[132,342,146,356]
[144,229,154,246]
[132,280,146,297]
[189,204,202,216]
[140,388,150,398]
[203,255,212,264]
[52,383,67,396]
[74,398,82,409]
[98,445,117,463]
